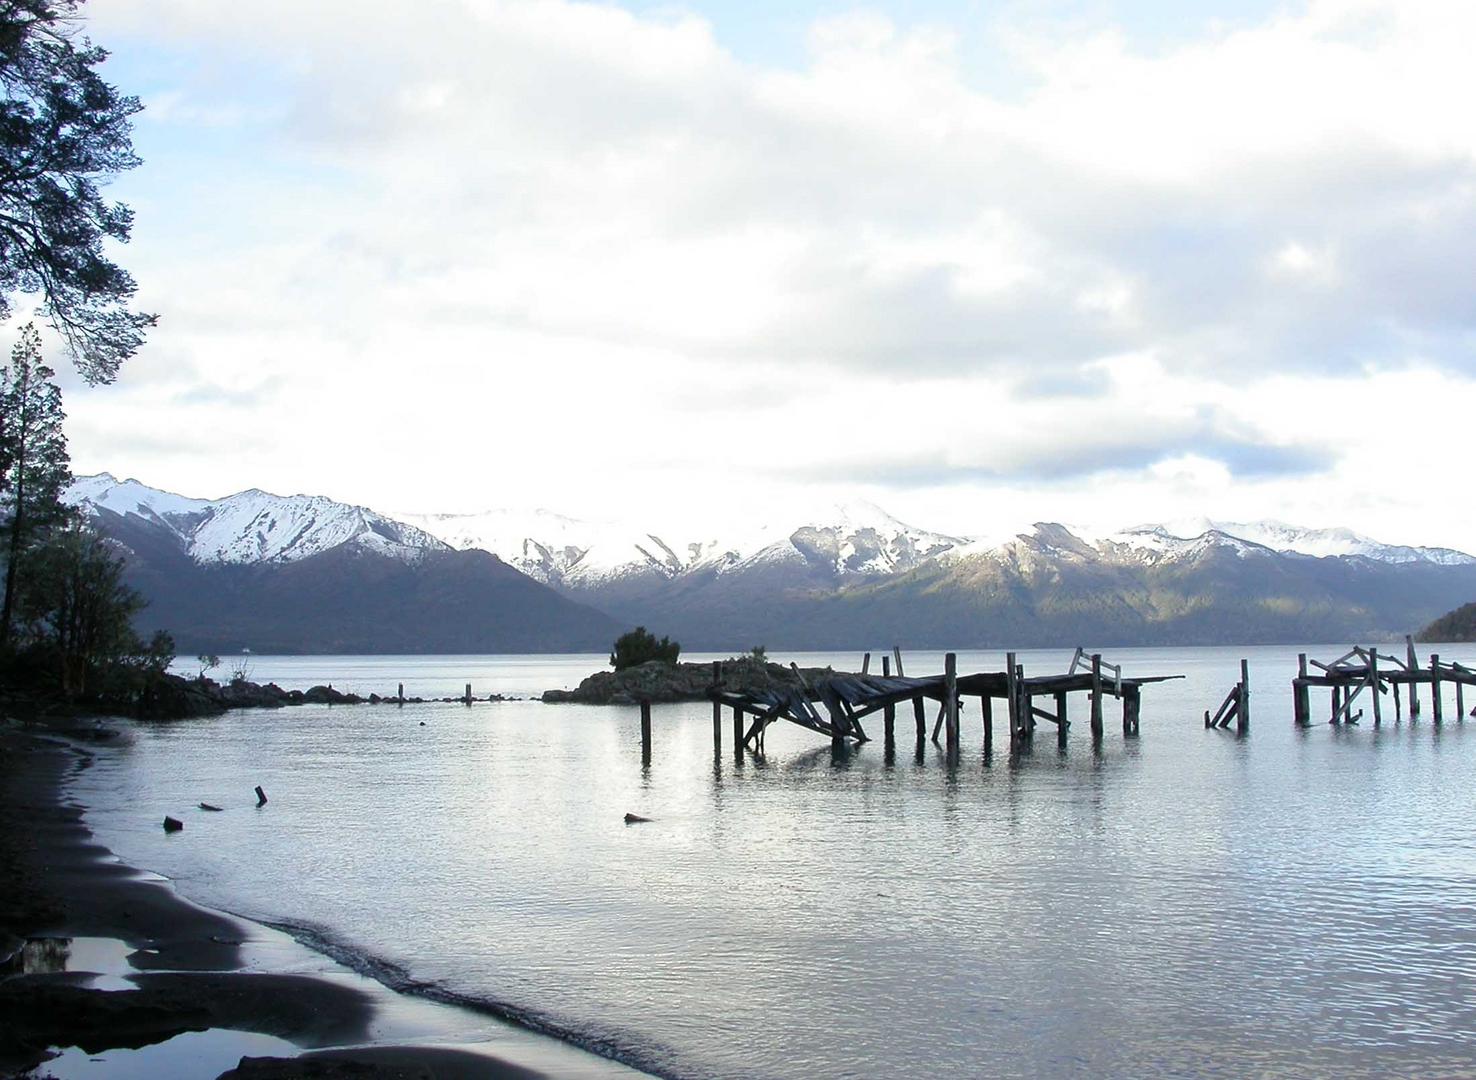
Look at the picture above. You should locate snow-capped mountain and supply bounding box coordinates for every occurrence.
[63,473,1476,650]
[399,500,968,590]
[67,473,449,564]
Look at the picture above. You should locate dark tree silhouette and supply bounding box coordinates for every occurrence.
[0,0,153,383]
[0,322,70,644]
[610,626,681,670]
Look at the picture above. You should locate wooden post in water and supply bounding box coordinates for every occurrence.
[397,682,404,707]
[1393,677,1402,721]
[1369,649,1382,727]
[1457,677,1466,722]
[732,705,743,755]
[981,694,993,754]
[640,700,652,764]
[1057,690,1070,748]
[1294,655,1308,726]
[1406,635,1421,717]
[1005,652,1020,753]
[1431,654,1443,724]
[1124,684,1141,736]
[711,661,722,751]
[882,656,895,749]
[913,696,926,742]
[943,653,959,757]
[892,646,905,678]
[826,697,846,752]
[464,683,473,705]
[1090,653,1104,743]
[1236,660,1250,734]
[1330,685,1341,725]
[862,652,871,675]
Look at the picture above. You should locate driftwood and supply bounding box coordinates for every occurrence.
[623,812,653,824]
[254,786,268,807]
[198,803,222,812]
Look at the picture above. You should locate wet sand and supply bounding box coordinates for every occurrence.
[0,722,652,1079]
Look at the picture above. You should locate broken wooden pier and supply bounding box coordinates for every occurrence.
[1292,635,1476,727]
[709,647,1181,759]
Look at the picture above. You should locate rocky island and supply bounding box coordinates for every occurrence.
[542,656,849,705]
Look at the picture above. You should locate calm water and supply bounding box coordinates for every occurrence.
[72,646,1476,1078]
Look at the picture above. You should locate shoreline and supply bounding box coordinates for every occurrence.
[0,721,654,1079]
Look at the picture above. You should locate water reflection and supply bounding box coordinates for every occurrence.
[70,646,1476,1080]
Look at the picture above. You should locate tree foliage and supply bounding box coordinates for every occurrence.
[15,520,154,695]
[0,321,69,644]
[0,0,153,383]
[610,625,680,670]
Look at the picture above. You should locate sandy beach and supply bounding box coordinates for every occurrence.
[0,720,651,1080]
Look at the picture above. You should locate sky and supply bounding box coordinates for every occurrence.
[33,0,1476,548]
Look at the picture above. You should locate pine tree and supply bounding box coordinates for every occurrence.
[0,321,70,645]
[0,0,154,382]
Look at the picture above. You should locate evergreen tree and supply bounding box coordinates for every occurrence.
[0,321,69,645]
[0,0,154,383]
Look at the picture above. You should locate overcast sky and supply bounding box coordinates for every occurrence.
[40,0,1476,547]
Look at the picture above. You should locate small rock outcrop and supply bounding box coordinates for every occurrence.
[541,657,844,705]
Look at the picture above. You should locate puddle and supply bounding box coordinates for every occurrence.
[2,936,137,990]
[35,1028,299,1079]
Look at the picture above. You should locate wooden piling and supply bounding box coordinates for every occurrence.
[1237,659,1250,734]
[465,683,473,705]
[826,698,846,752]
[1431,654,1443,724]
[1123,684,1141,736]
[1005,652,1020,752]
[397,682,404,707]
[882,656,895,748]
[913,696,926,741]
[1057,690,1069,748]
[711,661,722,750]
[944,652,959,756]
[1330,685,1341,725]
[640,700,652,764]
[1458,677,1465,722]
[1369,649,1381,727]
[892,646,905,677]
[1294,655,1308,726]
[862,651,871,675]
[1407,635,1421,717]
[981,694,993,754]
[732,705,743,754]
[1090,653,1104,742]
[1394,678,1402,721]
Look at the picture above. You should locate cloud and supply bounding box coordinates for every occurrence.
[59,0,1476,548]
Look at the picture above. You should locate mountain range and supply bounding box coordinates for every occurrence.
[65,473,1476,653]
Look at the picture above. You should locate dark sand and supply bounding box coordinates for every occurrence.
[0,722,645,1079]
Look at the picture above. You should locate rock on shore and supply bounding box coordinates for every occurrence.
[541,657,845,705]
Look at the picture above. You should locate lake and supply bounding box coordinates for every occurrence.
[69,645,1476,1078]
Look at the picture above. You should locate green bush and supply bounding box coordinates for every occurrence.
[610,626,680,670]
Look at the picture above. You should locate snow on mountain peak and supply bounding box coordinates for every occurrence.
[66,475,448,565]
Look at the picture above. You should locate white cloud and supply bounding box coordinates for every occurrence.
[58,0,1476,549]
